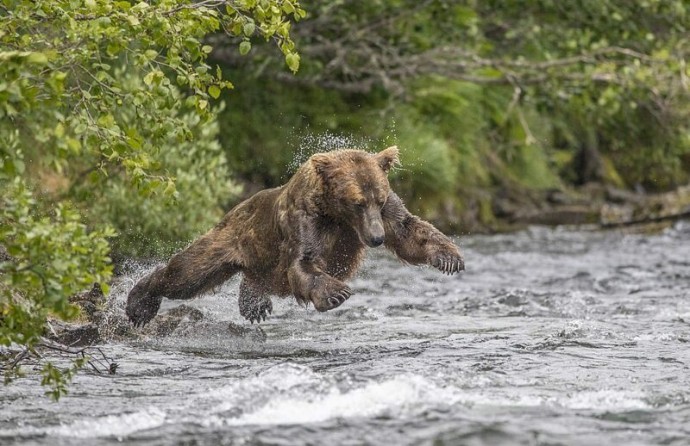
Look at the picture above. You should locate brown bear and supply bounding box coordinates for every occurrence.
[126,146,464,327]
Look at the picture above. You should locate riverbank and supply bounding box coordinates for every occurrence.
[421,183,690,235]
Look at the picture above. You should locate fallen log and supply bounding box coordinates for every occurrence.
[600,185,690,229]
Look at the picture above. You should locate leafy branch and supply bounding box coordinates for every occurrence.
[2,338,118,401]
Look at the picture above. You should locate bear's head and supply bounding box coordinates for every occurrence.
[311,146,400,248]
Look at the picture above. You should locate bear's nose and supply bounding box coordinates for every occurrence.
[370,235,385,247]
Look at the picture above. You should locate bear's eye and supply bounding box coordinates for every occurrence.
[355,202,366,210]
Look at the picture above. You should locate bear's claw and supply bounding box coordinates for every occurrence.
[432,254,465,275]
[327,289,351,308]
[240,295,273,324]
[312,281,352,312]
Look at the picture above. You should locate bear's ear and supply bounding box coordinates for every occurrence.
[311,153,335,180]
[375,146,400,173]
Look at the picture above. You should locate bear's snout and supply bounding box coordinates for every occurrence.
[362,217,385,248]
[369,235,385,247]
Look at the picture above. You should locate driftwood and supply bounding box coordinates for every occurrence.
[600,210,690,228]
[600,185,690,229]
[498,184,690,230]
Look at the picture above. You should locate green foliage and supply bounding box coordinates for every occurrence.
[474,0,690,189]
[1,0,303,398]
[83,75,239,259]
[1,0,304,195]
[0,180,113,345]
[217,0,689,213]
[0,180,113,397]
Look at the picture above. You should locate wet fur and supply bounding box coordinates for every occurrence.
[126,147,464,327]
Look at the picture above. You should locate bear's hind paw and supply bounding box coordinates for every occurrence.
[126,292,163,328]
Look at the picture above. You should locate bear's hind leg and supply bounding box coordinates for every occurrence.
[126,269,167,328]
[126,235,242,327]
[239,278,273,323]
[382,192,464,274]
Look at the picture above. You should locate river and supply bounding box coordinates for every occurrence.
[1,223,690,445]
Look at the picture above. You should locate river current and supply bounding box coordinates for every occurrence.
[1,223,689,445]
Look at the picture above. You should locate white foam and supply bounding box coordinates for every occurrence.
[633,332,680,342]
[46,407,166,438]
[562,390,649,411]
[192,364,653,427]
[454,388,650,412]
[190,364,460,426]
[225,374,459,426]
[200,363,324,402]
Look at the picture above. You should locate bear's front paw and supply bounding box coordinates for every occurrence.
[430,249,465,275]
[126,290,163,328]
[239,294,273,324]
[310,276,352,312]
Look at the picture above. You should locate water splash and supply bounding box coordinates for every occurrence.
[97,261,161,341]
[285,131,374,175]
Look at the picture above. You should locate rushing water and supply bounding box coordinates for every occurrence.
[2,223,690,445]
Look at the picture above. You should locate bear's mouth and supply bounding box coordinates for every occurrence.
[357,230,385,248]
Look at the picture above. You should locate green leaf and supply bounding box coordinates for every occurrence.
[286,52,300,73]
[54,123,65,138]
[26,52,48,64]
[163,180,176,195]
[74,123,87,134]
[127,136,142,150]
[243,22,256,36]
[282,2,295,14]
[143,71,155,86]
[208,85,221,99]
[66,138,81,153]
[143,70,163,86]
[239,41,251,55]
